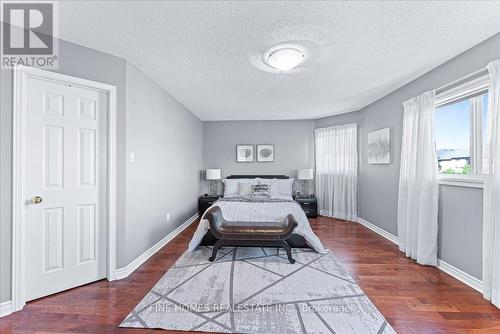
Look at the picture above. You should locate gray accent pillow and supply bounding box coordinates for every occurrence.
[251,184,271,199]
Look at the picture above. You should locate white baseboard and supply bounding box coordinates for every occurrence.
[0,300,13,317]
[357,217,399,245]
[437,259,483,293]
[355,216,484,294]
[115,212,199,280]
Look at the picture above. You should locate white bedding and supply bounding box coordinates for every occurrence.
[188,197,326,253]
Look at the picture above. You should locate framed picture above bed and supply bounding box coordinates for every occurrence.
[257,144,275,162]
[236,144,254,162]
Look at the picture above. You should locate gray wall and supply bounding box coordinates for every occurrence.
[203,120,315,193]
[0,40,202,302]
[438,185,483,279]
[124,63,202,265]
[315,33,500,280]
[315,110,363,128]
[0,66,14,303]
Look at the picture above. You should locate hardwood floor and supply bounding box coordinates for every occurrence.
[1,216,499,333]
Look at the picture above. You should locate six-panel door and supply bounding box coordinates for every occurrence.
[24,77,107,301]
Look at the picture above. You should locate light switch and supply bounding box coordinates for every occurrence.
[129,152,136,163]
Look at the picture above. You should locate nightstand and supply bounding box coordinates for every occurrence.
[293,196,318,217]
[198,195,221,214]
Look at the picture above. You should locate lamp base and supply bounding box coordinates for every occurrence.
[209,180,218,196]
[301,180,309,196]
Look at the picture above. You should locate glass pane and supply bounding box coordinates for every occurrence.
[435,99,471,174]
[483,93,489,141]
[482,93,489,173]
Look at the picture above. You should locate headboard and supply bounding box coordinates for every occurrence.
[226,175,289,179]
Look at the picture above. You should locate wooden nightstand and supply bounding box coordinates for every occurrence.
[198,195,221,214]
[293,196,318,217]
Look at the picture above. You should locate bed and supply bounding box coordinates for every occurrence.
[188,175,325,253]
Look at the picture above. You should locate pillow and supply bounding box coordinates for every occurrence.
[251,184,271,199]
[238,182,254,197]
[256,178,280,198]
[223,178,294,198]
[263,178,294,197]
[223,178,254,197]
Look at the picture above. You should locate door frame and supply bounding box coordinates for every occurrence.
[12,66,118,312]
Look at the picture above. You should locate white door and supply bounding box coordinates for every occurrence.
[24,76,108,301]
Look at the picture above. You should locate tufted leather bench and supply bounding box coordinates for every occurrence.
[204,206,298,264]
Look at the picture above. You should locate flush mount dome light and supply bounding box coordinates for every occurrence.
[266,47,305,71]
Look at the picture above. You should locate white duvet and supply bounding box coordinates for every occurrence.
[188,198,326,253]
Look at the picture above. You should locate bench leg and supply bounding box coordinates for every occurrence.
[281,240,295,264]
[209,239,224,262]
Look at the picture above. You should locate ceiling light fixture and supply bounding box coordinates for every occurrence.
[266,47,305,71]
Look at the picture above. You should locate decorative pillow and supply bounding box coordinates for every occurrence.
[251,184,271,199]
[223,178,254,197]
[238,182,254,197]
[256,178,280,198]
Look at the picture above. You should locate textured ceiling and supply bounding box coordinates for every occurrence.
[57,1,500,120]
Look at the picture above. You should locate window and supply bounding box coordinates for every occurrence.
[434,74,489,182]
[315,124,357,176]
[435,99,472,174]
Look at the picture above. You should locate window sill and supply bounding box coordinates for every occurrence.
[438,175,484,189]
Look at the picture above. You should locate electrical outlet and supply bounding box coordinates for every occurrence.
[166,213,170,222]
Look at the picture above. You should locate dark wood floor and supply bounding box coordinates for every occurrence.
[1,216,500,333]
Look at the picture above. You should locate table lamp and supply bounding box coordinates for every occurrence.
[206,169,221,196]
[297,169,313,196]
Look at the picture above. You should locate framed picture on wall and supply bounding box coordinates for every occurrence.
[236,145,254,162]
[368,128,391,164]
[257,144,275,162]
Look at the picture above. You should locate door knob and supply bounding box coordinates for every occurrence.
[30,196,43,204]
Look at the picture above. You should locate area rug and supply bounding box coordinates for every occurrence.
[120,247,395,333]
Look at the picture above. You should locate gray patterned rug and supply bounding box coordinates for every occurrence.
[120,247,395,333]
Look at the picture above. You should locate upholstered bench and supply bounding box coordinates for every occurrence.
[204,207,298,264]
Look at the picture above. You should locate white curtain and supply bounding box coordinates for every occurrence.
[483,59,500,308]
[397,90,439,266]
[315,124,358,221]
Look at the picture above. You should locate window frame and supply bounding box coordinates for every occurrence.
[434,74,489,188]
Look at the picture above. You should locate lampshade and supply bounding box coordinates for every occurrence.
[298,169,313,180]
[206,169,221,180]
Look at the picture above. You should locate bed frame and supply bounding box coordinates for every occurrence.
[226,175,289,179]
[199,174,310,249]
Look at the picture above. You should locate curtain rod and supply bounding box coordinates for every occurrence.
[436,67,489,95]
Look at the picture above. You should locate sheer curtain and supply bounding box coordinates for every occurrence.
[315,124,357,221]
[483,59,500,308]
[397,90,439,266]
